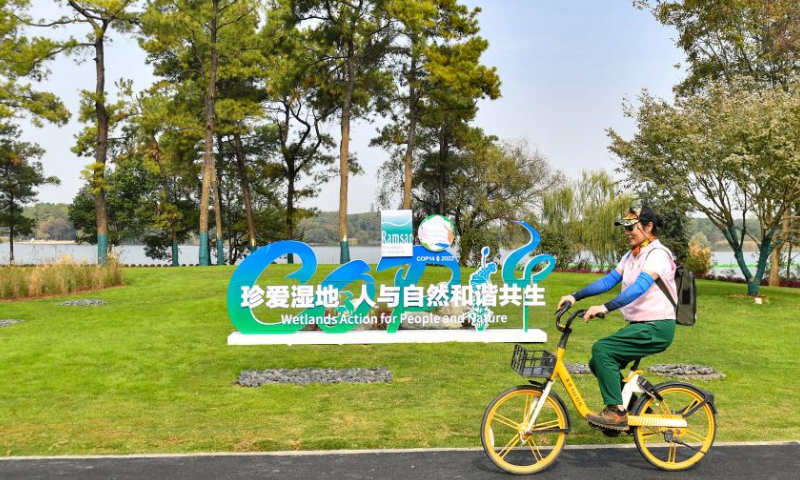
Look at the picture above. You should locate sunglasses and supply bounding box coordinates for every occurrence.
[624,224,638,232]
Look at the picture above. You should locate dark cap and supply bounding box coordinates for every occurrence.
[614,204,656,227]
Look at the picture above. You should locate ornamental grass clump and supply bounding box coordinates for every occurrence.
[685,240,713,277]
[0,255,122,300]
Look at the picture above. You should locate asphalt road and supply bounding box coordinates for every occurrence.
[1,443,798,480]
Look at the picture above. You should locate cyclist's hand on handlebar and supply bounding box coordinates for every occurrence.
[557,294,576,310]
[583,305,608,322]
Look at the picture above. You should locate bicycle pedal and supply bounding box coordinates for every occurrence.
[588,421,629,433]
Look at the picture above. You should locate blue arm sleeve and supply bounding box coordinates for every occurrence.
[603,272,655,312]
[572,270,622,301]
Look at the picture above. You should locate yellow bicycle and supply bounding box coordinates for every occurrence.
[481,303,717,474]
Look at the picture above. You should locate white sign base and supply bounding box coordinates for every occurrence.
[227,329,546,345]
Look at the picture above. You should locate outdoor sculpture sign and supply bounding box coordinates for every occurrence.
[227,219,555,345]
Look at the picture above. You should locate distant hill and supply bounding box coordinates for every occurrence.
[22,203,76,241]
[687,216,761,251]
[298,211,380,245]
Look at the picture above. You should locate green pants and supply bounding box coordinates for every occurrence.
[588,320,676,406]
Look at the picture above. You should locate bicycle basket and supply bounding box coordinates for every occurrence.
[511,343,556,378]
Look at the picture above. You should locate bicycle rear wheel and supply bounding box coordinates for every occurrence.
[632,382,716,471]
[481,385,568,475]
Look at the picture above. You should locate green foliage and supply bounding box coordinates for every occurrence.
[215,130,288,262]
[22,203,76,241]
[0,124,59,262]
[637,0,800,93]
[288,0,397,119]
[0,0,71,128]
[259,9,339,242]
[372,0,501,263]
[299,211,381,245]
[69,153,191,246]
[685,239,712,277]
[372,0,494,207]
[538,170,633,270]
[609,77,800,294]
[628,183,691,261]
[140,0,266,263]
[410,134,561,266]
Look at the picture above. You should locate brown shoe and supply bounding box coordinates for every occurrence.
[587,406,628,431]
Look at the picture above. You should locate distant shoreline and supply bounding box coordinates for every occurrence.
[11,240,77,245]
[0,239,766,253]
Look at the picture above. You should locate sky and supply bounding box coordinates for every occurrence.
[19,0,685,214]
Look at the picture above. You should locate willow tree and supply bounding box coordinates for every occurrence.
[537,171,633,270]
[609,78,800,296]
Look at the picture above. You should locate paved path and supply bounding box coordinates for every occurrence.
[1,443,798,479]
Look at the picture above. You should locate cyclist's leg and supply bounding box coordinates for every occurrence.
[589,321,675,406]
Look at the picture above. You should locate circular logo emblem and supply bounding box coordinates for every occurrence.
[418,215,454,252]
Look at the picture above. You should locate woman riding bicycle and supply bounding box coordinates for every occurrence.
[557,203,678,431]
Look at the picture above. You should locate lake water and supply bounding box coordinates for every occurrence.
[0,242,767,279]
[0,243,385,267]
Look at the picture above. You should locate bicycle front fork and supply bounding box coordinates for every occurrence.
[524,380,555,433]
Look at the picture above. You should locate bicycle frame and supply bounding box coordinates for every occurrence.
[523,305,687,433]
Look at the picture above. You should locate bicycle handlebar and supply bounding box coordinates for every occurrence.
[555,302,605,332]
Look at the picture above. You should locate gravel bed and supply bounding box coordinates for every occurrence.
[0,319,24,328]
[236,367,393,387]
[565,363,592,375]
[58,299,107,306]
[648,363,725,380]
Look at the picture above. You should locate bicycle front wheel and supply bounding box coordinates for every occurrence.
[632,382,716,471]
[481,385,569,475]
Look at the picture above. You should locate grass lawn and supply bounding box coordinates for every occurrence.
[1,265,799,456]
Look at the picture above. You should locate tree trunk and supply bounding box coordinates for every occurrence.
[199,0,219,266]
[150,137,179,267]
[171,230,179,267]
[233,133,256,252]
[748,227,780,296]
[8,197,14,265]
[402,54,418,210]
[93,32,110,265]
[287,162,296,264]
[214,135,225,265]
[769,215,791,286]
[722,226,754,284]
[438,125,449,214]
[338,42,355,264]
[212,169,224,265]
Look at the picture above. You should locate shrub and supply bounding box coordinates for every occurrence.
[685,240,713,276]
[0,256,123,300]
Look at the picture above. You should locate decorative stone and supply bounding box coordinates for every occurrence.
[647,364,725,380]
[565,362,592,375]
[235,367,393,387]
[0,319,24,328]
[59,299,106,306]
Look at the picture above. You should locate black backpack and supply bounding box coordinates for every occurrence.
[646,248,697,326]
